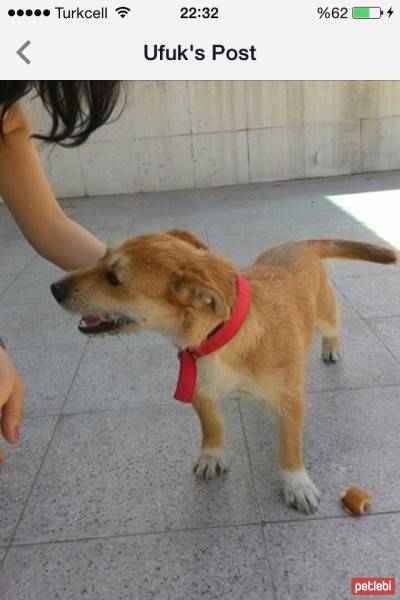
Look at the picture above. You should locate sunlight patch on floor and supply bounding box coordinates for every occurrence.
[327,189,400,250]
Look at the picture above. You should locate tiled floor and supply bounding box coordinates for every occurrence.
[0,172,400,599]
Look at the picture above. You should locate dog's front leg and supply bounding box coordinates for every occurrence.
[274,390,320,514]
[192,394,228,480]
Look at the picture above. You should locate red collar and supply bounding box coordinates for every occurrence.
[174,274,251,403]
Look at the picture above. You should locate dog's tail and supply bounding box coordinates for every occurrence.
[308,239,398,265]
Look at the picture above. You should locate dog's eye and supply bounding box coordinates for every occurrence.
[106,271,120,286]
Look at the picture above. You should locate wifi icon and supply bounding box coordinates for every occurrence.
[116,6,131,18]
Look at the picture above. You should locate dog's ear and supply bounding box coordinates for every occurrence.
[169,267,229,319]
[167,229,208,250]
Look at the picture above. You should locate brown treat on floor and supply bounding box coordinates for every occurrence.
[340,485,372,516]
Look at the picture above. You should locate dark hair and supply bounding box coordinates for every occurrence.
[0,81,123,147]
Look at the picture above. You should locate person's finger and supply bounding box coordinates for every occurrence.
[0,368,14,408]
[1,375,24,444]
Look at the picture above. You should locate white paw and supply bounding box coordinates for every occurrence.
[322,348,341,363]
[281,468,320,514]
[194,450,228,480]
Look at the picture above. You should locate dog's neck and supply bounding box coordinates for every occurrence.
[173,274,251,403]
[166,274,251,352]
[158,311,225,350]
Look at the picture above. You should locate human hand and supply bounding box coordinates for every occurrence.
[0,346,24,447]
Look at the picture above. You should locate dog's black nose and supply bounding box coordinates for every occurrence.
[51,280,69,304]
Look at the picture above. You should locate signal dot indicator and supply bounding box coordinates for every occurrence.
[8,8,51,17]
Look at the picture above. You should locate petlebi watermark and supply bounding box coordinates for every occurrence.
[351,577,395,596]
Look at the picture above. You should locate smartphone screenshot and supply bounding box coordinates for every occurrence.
[0,2,399,599]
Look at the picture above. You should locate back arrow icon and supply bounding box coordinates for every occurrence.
[17,40,31,64]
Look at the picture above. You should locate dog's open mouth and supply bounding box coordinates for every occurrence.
[78,314,135,335]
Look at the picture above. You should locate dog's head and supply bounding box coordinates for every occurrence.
[51,229,237,347]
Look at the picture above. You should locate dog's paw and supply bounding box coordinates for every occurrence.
[281,469,320,514]
[194,450,228,480]
[322,348,341,363]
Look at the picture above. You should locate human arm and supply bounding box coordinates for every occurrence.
[0,103,106,270]
[0,103,107,445]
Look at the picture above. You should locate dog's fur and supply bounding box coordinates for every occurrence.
[52,231,397,513]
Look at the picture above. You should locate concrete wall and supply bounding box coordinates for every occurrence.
[26,81,400,198]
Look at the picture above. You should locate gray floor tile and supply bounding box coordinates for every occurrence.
[67,210,135,233]
[12,344,85,417]
[56,216,130,250]
[0,241,35,276]
[141,202,207,223]
[129,215,208,241]
[204,205,284,237]
[0,417,57,545]
[108,189,206,223]
[198,186,296,220]
[208,229,293,268]
[0,259,64,306]
[288,219,385,240]
[268,199,357,229]
[0,272,19,296]
[63,191,208,226]
[335,273,400,319]
[306,319,400,392]
[2,526,271,600]
[0,212,30,247]
[62,194,141,215]
[18,223,128,252]
[0,304,86,350]
[92,226,132,246]
[15,407,258,544]
[11,255,63,277]
[241,385,400,521]
[133,189,207,219]
[64,200,138,227]
[368,316,400,360]
[64,335,178,413]
[197,172,400,211]
[329,255,400,284]
[331,285,360,321]
[264,194,339,216]
[264,514,400,600]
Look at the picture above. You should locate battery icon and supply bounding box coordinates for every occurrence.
[352,6,383,18]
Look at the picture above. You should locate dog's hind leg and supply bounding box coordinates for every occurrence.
[317,278,341,363]
[192,394,228,480]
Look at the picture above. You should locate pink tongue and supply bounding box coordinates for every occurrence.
[81,317,104,328]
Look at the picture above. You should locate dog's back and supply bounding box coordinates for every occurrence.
[239,239,398,361]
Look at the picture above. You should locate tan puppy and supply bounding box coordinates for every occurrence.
[51,231,397,513]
